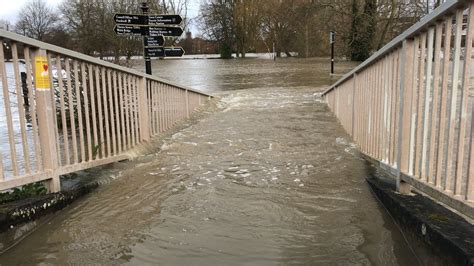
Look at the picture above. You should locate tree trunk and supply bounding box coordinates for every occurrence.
[377,0,397,50]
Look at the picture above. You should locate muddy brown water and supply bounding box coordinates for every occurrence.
[0,57,417,265]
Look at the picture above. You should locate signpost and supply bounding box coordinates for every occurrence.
[113,2,185,75]
[141,3,151,75]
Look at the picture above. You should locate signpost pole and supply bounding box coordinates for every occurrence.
[141,2,152,75]
[330,31,335,75]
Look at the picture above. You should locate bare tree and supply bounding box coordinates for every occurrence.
[199,0,235,58]
[15,0,58,41]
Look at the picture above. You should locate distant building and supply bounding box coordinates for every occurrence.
[179,31,219,55]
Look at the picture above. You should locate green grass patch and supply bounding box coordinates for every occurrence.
[0,182,47,205]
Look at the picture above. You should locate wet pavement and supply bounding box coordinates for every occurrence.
[0,57,417,265]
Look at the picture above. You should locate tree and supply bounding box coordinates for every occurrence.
[199,0,235,59]
[233,0,261,58]
[349,0,368,61]
[15,0,58,41]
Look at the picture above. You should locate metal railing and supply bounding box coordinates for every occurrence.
[322,0,474,219]
[0,29,211,193]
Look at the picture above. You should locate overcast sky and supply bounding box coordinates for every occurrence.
[0,0,201,33]
[0,0,62,22]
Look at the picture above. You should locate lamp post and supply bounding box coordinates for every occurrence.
[330,31,335,75]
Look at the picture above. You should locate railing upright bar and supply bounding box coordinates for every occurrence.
[47,53,61,167]
[456,2,474,197]
[397,39,415,193]
[73,60,85,163]
[428,22,444,185]
[0,39,19,176]
[138,76,150,142]
[446,9,464,193]
[34,48,60,192]
[65,59,78,164]
[437,15,453,189]
[351,74,356,137]
[101,67,111,157]
[11,43,31,174]
[95,66,105,158]
[414,34,426,178]
[88,64,99,159]
[56,55,70,165]
[421,27,435,181]
[160,84,166,132]
[155,82,160,134]
[107,69,117,156]
[382,56,389,162]
[124,75,132,149]
[81,62,93,161]
[113,71,122,154]
[118,72,126,152]
[134,77,140,145]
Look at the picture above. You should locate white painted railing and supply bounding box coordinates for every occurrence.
[323,0,474,219]
[0,29,211,192]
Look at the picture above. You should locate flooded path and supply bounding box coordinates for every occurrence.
[1,58,416,265]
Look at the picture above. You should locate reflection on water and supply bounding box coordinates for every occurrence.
[0,57,416,265]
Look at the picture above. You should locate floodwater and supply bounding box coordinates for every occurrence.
[0,56,417,265]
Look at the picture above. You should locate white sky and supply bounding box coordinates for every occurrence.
[0,0,201,33]
[0,0,63,22]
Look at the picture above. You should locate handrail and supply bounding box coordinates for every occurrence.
[322,0,465,95]
[0,29,209,96]
[323,0,474,219]
[0,29,212,193]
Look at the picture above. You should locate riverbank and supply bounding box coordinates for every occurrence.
[366,160,474,265]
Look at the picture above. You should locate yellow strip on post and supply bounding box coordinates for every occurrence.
[34,56,50,90]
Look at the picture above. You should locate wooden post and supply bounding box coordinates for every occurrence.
[34,48,60,192]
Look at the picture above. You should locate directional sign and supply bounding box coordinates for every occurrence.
[163,47,185,57]
[114,25,183,37]
[148,15,182,25]
[145,47,185,58]
[145,36,165,47]
[114,14,146,25]
[114,14,183,25]
[114,25,143,36]
[148,26,183,37]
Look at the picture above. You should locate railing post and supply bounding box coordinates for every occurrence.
[351,73,357,137]
[396,39,415,194]
[186,90,190,118]
[138,76,150,142]
[34,48,60,192]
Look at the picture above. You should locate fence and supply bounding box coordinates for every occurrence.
[322,0,474,218]
[0,29,211,193]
